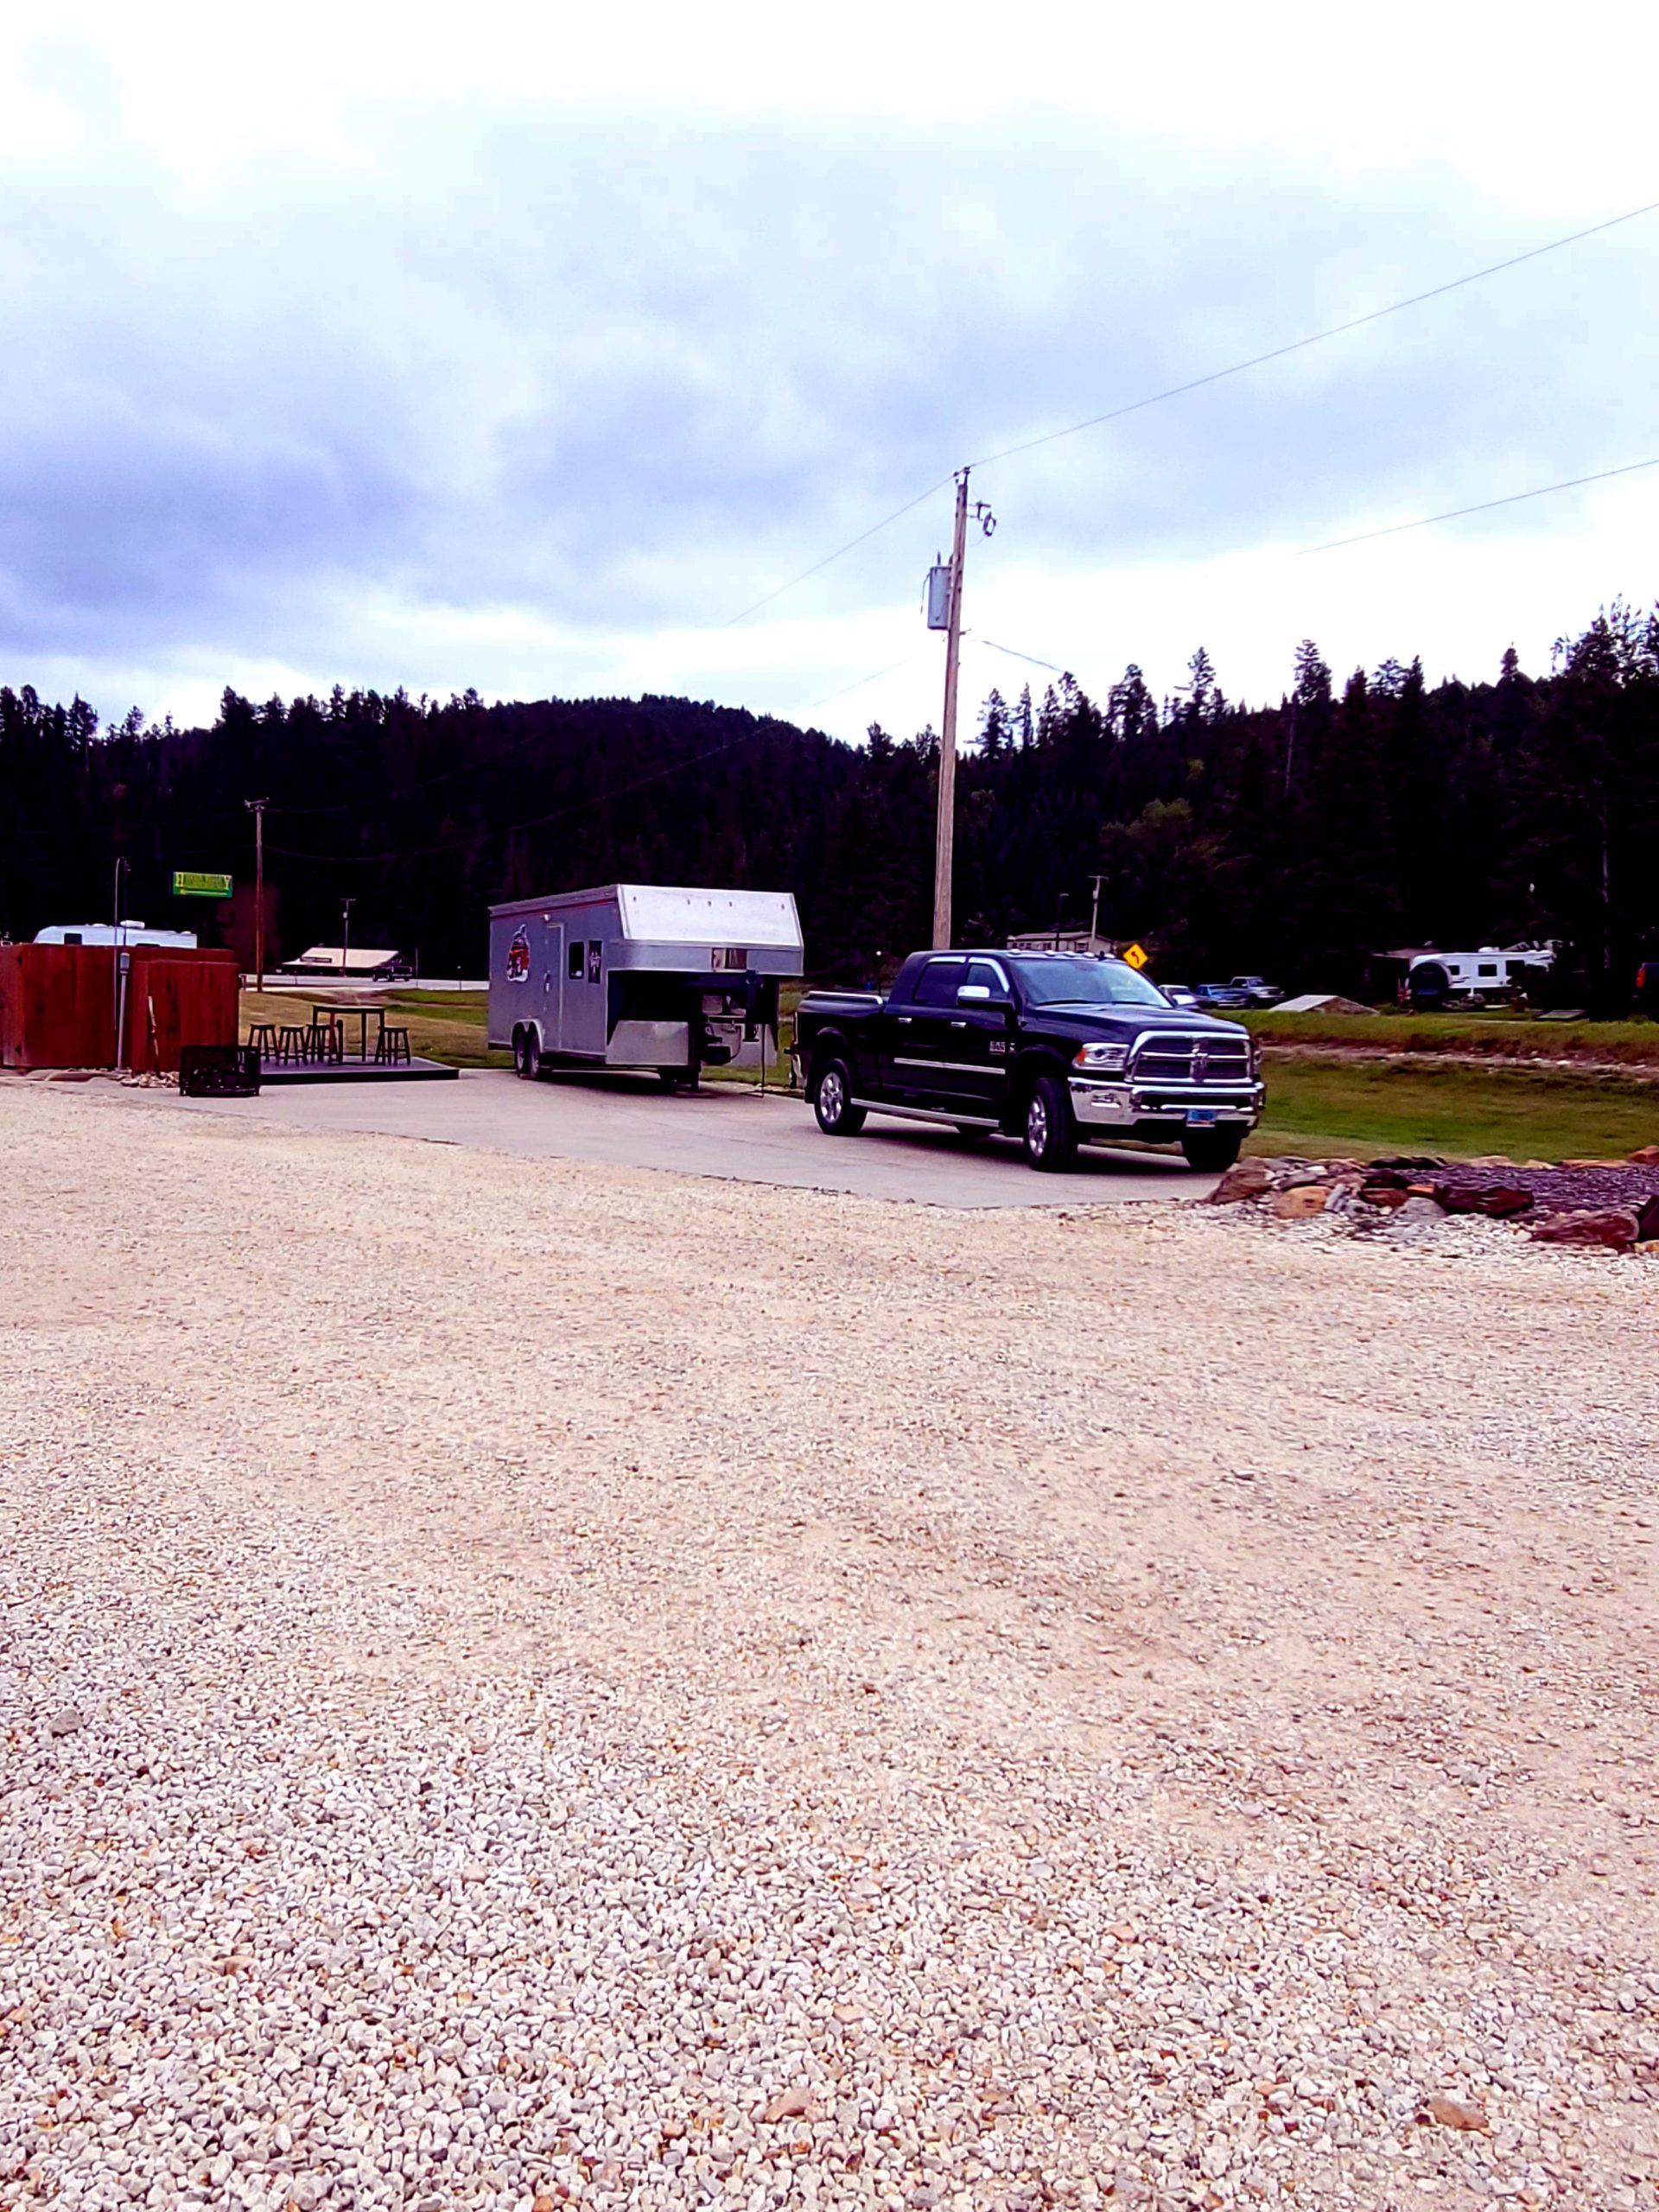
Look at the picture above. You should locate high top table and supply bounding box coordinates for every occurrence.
[311,1002,385,1061]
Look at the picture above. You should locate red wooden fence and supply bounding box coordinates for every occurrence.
[0,945,238,1071]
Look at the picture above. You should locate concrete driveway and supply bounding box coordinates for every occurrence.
[169,1066,1221,1208]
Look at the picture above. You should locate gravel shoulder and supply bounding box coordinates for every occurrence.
[3,1083,1657,2212]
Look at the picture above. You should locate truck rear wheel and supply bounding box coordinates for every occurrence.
[513,1027,538,1079]
[1180,1128,1244,1173]
[1022,1073,1077,1172]
[812,1055,866,1135]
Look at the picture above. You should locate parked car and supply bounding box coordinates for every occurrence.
[794,949,1264,1173]
[1194,982,1251,1009]
[1230,975,1284,1006]
[1160,982,1200,1010]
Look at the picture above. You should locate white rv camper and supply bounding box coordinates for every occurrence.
[487,883,804,1087]
[1407,945,1554,1007]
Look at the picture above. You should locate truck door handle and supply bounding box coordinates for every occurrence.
[950,1019,967,1027]
[896,1014,912,1024]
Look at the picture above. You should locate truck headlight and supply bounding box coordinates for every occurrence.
[1074,1042,1128,1072]
[1249,1037,1262,1077]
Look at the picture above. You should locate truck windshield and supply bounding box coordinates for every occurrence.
[1012,956,1173,1008]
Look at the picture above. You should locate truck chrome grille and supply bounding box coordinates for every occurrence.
[1130,1033,1252,1086]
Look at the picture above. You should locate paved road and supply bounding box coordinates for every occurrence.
[166,1067,1220,1208]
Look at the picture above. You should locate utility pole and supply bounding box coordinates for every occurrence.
[1088,873,1104,955]
[245,799,268,991]
[932,474,969,950]
[340,896,355,976]
[930,469,995,950]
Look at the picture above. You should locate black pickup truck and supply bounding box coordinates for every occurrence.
[795,949,1263,1173]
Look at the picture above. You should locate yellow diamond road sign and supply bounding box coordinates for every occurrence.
[1122,941,1149,969]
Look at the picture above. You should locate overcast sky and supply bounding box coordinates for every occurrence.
[3,0,1658,746]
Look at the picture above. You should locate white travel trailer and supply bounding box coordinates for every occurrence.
[1407,945,1554,1006]
[35,921,198,949]
[487,883,804,1086]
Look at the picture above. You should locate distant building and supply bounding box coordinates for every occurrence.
[276,945,411,979]
[1005,927,1116,958]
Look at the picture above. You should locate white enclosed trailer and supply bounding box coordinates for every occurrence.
[487,883,804,1085]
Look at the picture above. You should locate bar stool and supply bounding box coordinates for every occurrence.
[375,1026,411,1065]
[276,1024,310,1063]
[308,1018,343,1064]
[246,1021,279,1056]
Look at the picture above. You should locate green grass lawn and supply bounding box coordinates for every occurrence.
[1245,1006,1659,1066]
[1249,1055,1659,1162]
[242,988,510,1069]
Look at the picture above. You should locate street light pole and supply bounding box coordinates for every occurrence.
[111,857,129,1061]
[340,897,355,976]
[245,799,268,991]
[1089,872,1104,954]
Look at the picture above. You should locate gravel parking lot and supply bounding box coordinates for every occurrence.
[3,1081,1657,2212]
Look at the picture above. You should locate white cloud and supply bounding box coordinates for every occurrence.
[3,0,1658,739]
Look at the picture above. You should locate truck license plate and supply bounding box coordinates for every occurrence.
[1185,1108,1219,1127]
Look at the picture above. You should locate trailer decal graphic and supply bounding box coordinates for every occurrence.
[505,925,531,983]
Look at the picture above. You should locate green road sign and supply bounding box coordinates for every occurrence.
[172,870,233,899]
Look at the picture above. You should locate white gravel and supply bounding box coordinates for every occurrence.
[3,1080,1658,2212]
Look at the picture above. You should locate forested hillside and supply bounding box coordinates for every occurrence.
[3,603,1656,990]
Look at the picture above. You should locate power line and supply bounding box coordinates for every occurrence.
[963,196,1659,472]
[1297,454,1659,556]
[719,479,953,630]
[265,719,803,868]
[713,194,1659,627]
[273,720,541,817]
[798,651,925,717]
[977,638,1069,676]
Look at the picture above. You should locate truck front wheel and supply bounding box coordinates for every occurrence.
[812,1055,866,1136]
[1180,1127,1244,1173]
[1022,1073,1078,1172]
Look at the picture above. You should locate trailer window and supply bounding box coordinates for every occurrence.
[1478,962,1499,977]
[569,939,583,981]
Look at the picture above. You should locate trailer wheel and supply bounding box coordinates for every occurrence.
[1022,1073,1077,1172]
[512,1027,536,1079]
[657,1064,700,1092]
[812,1055,866,1135]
